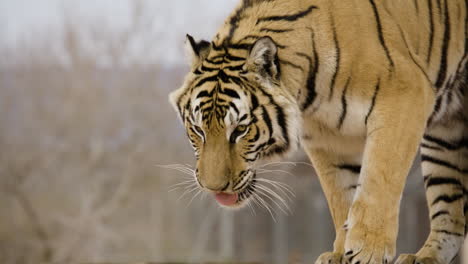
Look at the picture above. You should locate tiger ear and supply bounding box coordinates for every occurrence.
[246,37,280,80]
[185,34,211,66]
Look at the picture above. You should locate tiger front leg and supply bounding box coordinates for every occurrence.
[343,78,435,264]
[303,147,362,264]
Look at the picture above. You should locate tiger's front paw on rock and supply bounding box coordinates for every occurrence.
[343,224,395,264]
[395,254,442,264]
[314,251,343,264]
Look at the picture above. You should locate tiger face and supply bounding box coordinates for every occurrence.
[169,35,300,208]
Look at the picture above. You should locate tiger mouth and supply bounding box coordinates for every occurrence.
[211,172,257,207]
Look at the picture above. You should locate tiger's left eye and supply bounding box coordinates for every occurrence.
[230,125,248,143]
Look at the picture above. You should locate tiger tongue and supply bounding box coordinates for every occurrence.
[214,192,238,206]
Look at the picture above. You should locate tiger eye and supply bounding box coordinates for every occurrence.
[230,125,249,143]
[236,125,248,132]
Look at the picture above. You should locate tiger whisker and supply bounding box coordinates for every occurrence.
[259,161,314,168]
[168,181,197,192]
[246,199,256,215]
[156,164,195,176]
[256,183,291,210]
[166,167,195,175]
[256,178,295,198]
[255,185,290,215]
[253,192,277,222]
[177,185,199,202]
[186,189,202,208]
[257,168,295,177]
[168,179,196,188]
[156,163,194,170]
[258,161,298,168]
[257,183,291,203]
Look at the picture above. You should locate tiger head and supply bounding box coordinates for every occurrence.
[169,35,300,208]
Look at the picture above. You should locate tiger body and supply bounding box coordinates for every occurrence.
[170,0,468,263]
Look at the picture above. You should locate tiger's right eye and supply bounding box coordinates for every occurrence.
[230,125,249,143]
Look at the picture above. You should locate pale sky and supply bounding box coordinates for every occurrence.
[0,0,239,65]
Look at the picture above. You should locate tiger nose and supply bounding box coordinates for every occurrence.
[203,181,230,192]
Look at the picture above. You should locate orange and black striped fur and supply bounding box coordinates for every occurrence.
[169,0,467,263]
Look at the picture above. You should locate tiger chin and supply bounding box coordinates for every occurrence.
[169,0,467,264]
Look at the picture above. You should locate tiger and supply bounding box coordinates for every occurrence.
[169,0,467,263]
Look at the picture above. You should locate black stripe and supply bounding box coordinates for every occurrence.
[423,134,459,150]
[461,137,468,148]
[225,54,245,62]
[224,64,245,72]
[267,145,289,156]
[329,17,341,100]
[396,24,432,83]
[337,78,351,129]
[433,229,464,237]
[198,100,211,109]
[251,95,259,110]
[424,174,431,183]
[201,65,218,72]
[421,154,463,172]
[365,79,380,125]
[193,75,218,88]
[229,43,252,50]
[420,143,444,151]
[426,177,462,188]
[432,97,442,121]
[248,125,261,142]
[256,5,318,24]
[369,0,395,68]
[239,114,248,123]
[229,102,239,114]
[196,90,211,99]
[427,0,435,62]
[233,176,250,191]
[336,164,361,174]
[226,0,255,42]
[218,71,246,85]
[274,103,289,146]
[260,28,293,33]
[431,193,464,205]
[431,210,450,220]
[245,142,268,155]
[261,106,273,138]
[217,71,231,83]
[300,32,319,110]
[221,88,241,99]
[295,52,312,64]
[435,0,451,88]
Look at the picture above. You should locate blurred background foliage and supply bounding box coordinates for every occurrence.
[0,0,466,263]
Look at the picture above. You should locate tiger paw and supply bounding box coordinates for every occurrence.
[395,254,442,264]
[314,251,343,264]
[343,223,395,264]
